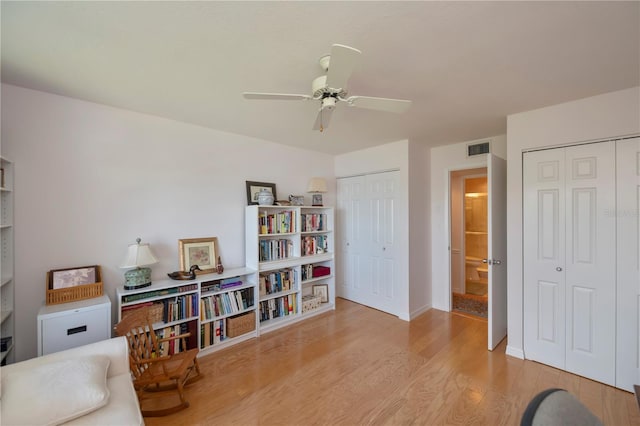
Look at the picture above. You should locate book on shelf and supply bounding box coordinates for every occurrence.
[122,283,198,303]
[259,268,296,295]
[301,235,328,256]
[259,239,294,262]
[301,213,327,232]
[259,294,297,322]
[258,210,296,234]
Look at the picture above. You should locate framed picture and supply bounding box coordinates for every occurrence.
[312,284,329,303]
[50,265,98,289]
[312,194,324,206]
[179,237,219,274]
[289,195,305,206]
[246,181,277,205]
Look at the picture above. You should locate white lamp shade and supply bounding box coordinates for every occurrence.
[120,241,158,269]
[307,177,327,193]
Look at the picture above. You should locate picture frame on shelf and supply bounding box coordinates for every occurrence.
[179,237,219,274]
[312,194,323,206]
[312,284,329,303]
[246,181,277,205]
[289,195,305,206]
[49,265,98,289]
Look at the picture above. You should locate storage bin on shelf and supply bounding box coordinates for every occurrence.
[226,311,256,337]
[302,294,322,313]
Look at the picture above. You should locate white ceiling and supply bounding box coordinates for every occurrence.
[2,1,638,155]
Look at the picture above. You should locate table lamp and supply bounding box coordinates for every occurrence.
[307,177,327,206]
[120,238,159,290]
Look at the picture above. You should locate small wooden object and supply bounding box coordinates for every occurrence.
[46,265,103,305]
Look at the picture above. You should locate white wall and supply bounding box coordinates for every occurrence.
[408,141,431,318]
[430,136,506,311]
[334,140,412,320]
[506,86,640,359]
[1,84,335,361]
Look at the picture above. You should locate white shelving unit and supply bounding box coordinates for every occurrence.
[1,157,14,365]
[246,205,335,334]
[116,267,257,357]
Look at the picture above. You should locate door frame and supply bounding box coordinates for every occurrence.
[445,162,488,312]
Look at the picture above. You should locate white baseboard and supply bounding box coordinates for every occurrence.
[408,304,432,320]
[506,345,525,359]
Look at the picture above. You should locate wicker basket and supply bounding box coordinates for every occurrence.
[46,265,103,305]
[226,311,256,338]
[122,303,164,324]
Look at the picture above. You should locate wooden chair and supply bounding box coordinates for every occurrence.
[114,305,202,417]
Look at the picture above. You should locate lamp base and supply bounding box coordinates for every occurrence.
[124,267,152,290]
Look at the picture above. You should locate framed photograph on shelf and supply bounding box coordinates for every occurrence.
[50,265,98,289]
[312,284,329,303]
[179,237,219,274]
[289,195,305,206]
[245,181,277,205]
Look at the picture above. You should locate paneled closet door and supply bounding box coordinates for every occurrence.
[616,137,640,392]
[336,176,366,303]
[337,171,400,316]
[523,147,567,370]
[564,142,615,386]
[524,141,616,386]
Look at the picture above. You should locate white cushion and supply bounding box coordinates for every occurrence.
[1,356,110,426]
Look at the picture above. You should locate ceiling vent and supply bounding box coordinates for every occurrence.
[467,140,491,157]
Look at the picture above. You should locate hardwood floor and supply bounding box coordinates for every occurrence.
[145,298,639,426]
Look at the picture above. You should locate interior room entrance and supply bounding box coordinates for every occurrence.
[450,169,488,318]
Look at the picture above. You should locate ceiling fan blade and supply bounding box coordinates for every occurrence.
[313,107,334,132]
[325,44,361,90]
[243,92,311,101]
[345,96,412,113]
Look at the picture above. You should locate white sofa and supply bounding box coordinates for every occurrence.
[0,336,144,426]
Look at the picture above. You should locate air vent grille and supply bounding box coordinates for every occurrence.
[467,141,491,157]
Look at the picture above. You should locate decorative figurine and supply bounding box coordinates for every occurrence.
[167,265,201,280]
[216,256,224,274]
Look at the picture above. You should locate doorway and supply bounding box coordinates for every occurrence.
[450,168,488,318]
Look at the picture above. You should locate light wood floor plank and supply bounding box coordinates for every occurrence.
[144,299,637,426]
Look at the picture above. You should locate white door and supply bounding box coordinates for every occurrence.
[524,141,616,385]
[487,154,507,350]
[524,147,567,370]
[336,176,365,303]
[366,171,400,314]
[564,142,615,386]
[616,137,640,392]
[337,171,400,315]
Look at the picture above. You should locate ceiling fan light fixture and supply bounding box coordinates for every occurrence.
[321,97,336,110]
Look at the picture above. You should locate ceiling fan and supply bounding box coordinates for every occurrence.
[243,44,412,132]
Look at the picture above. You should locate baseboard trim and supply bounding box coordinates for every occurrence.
[506,345,525,359]
[408,304,432,320]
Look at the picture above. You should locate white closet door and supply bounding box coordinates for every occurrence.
[337,171,400,315]
[564,141,616,385]
[524,148,567,370]
[366,171,400,314]
[616,137,640,392]
[336,176,366,303]
[488,154,507,350]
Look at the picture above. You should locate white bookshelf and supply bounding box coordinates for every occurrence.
[0,157,14,364]
[246,205,335,334]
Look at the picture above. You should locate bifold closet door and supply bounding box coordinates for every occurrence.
[524,141,616,386]
[616,137,640,392]
[337,171,400,316]
[523,147,567,370]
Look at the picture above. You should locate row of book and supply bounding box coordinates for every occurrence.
[259,294,297,322]
[301,264,331,281]
[201,276,244,295]
[301,235,328,256]
[259,238,294,262]
[162,294,198,323]
[156,323,190,356]
[258,210,296,234]
[200,319,226,348]
[122,283,198,303]
[301,213,327,232]
[200,287,254,320]
[259,269,296,296]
